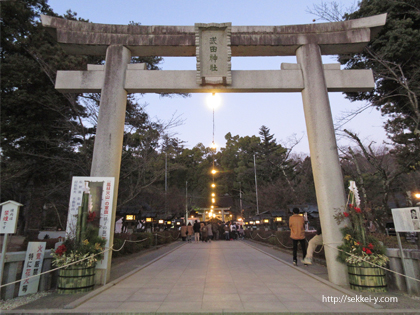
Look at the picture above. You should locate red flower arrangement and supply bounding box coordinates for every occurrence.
[335,181,389,267]
[87,211,96,222]
[55,244,67,256]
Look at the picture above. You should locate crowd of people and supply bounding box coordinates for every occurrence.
[179,209,321,268]
[180,220,244,242]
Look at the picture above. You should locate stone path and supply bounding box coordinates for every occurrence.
[6,240,419,314]
[69,241,376,313]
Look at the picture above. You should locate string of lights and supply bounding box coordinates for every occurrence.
[207,93,220,219]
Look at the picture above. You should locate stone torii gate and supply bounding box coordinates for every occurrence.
[42,14,386,286]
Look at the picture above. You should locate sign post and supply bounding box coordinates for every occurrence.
[0,200,23,297]
[18,242,46,296]
[391,207,420,294]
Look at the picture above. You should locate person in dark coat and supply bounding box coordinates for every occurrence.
[193,220,201,242]
[201,222,208,242]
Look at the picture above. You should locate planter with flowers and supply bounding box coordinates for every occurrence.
[335,181,389,292]
[52,191,106,294]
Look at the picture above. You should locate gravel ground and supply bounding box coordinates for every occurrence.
[0,291,52,310]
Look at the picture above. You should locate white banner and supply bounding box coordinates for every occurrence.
[66,177,115,269]
[18,242,46,296]
[391,207,420,232]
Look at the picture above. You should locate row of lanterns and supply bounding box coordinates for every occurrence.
[243,217,283,226]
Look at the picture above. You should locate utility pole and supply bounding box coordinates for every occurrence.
[165,152,168,216]
[185,181,188,224]
[239,182,243,215]
[254,154,259,215]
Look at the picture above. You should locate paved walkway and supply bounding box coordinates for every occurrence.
[6,240,420,314]
[59,241,381,313]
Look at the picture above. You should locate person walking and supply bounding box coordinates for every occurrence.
[212,222,219,240]
[201,222,208,242]
[302,226,322,265]
[238,225,244,240]
[193,220,201,242]
[187,222,194,243]
[289,208,306,266]
[224,223,230,241]
[218,222,224,240]
[231,223,237,240]
[206,222,213,242]
[180,223,187,241]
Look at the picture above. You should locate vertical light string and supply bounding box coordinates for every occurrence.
[210,93,218,218]
[211,99,215,217]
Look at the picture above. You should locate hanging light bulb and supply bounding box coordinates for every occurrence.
[211,193,215,197]
[206,93,221,109]
[211,183,216,188]
[212,198,215,203]
[210,141,217,150]
[211,169,217,174]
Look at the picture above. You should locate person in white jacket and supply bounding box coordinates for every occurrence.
[302,226,322,265]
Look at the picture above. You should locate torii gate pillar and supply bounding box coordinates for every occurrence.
[91,45,131,282]
[297,44,348,285]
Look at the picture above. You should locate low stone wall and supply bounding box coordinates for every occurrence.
[0,250,56,301]
[386,248,420,295]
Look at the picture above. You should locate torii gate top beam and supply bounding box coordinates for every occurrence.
[41,14,386,57]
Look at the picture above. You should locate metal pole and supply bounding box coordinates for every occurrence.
[155,232,158,249]
[102,251,107,285]
[239,182,243,213]
[186,181,188,224]
[165,153,168,193]
[254,154,259,215]
[396,232,412,294]
[0,233,9,296]
[165,152,167,215]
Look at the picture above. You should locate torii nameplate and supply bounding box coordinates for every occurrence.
[195,23,232,86]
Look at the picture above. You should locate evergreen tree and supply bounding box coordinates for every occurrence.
[339,0,420,170]
[0,1,167,233]
[1,0,89,233]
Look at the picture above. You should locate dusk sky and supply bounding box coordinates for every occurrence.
[47,0,387,155]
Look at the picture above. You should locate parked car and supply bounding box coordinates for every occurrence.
[385,222,396,236]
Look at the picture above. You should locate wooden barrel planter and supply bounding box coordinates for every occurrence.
[57,264,96,294]
[347,262,387,292]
